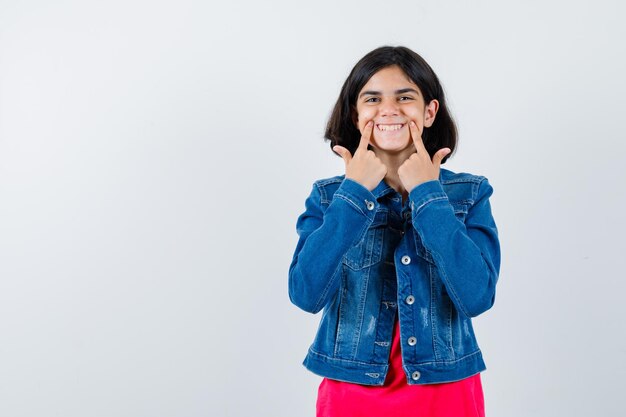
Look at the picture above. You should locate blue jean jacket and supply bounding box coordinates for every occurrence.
[288,167,501,385]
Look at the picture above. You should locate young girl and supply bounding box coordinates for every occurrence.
[288,46,501,417]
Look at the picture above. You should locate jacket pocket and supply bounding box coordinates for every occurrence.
[343,209,387,270]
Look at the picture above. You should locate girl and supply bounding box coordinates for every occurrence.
[288,46,501,417]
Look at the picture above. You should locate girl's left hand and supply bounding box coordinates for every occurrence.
[398,121,451,193]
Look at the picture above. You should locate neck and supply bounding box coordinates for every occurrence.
[372,146,416,201]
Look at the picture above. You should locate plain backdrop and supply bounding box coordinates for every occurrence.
[1,0,625,416]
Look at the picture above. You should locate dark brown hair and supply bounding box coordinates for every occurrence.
[325,46,457,164]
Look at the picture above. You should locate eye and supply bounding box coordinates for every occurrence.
[364,97,380,103]
[399,96,414,101]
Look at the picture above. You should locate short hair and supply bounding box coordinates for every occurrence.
[324,46,457,164]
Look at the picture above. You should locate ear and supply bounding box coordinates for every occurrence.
[423,99,439,128]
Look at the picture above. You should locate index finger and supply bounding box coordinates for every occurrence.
[409,121,427,154]
[357,120,375,151]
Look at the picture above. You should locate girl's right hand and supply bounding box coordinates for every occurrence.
[333,121,387,191]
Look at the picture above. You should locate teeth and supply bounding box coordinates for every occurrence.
[377,124,404,131]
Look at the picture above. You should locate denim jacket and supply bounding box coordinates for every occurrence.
[288,167,501,385]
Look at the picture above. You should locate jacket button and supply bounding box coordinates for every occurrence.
[412,371,421,380]
[405,295,415,305]
[401,255,411,265]
[365,200,375,211]
[407,336,417,346]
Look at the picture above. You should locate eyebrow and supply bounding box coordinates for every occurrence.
[359,88,420,98]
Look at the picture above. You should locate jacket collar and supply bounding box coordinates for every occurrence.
[372,179,397,200]
[371,169,444,200]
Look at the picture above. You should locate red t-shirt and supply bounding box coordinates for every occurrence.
[316,315,485,417]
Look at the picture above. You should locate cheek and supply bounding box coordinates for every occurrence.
[356,109,374,131]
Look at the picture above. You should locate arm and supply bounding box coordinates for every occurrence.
[409,177,501,318]
[288,178,378,314]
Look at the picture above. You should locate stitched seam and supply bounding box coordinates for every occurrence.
[350,267,370,359]
[408,349,483,366]
[430,265,441,361]
[430,251,470,318]
[308,346,482,366]
[316,177,343,186]
[440,175,484,185]
[413,196,448,215]
[335,193,367,217]
[309,347,387,367]
[474,177,487,201]
[314,177,346,204]
[447,296,454,359]
[313,261,343,313]
[315,182,330,205]
[334,269,346,356]
[441,178,481,185]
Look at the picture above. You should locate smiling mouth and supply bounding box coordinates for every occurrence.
[376,123,405,131]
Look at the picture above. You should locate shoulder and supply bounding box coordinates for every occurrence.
[439,167,492,204]
[308,169,493,204]
[311,174,346,205]
[439,167,486,185]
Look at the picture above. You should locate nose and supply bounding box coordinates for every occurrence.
[378,97,400,117]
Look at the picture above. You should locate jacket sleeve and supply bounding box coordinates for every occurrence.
[408,177,501,318]
[288,178,379,314]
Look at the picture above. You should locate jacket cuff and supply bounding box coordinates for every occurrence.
[332,178,379,221]
[408,179,449,215]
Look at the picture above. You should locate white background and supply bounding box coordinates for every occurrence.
[1,1,625,416]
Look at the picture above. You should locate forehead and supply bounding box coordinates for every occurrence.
[361,65,418,90]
